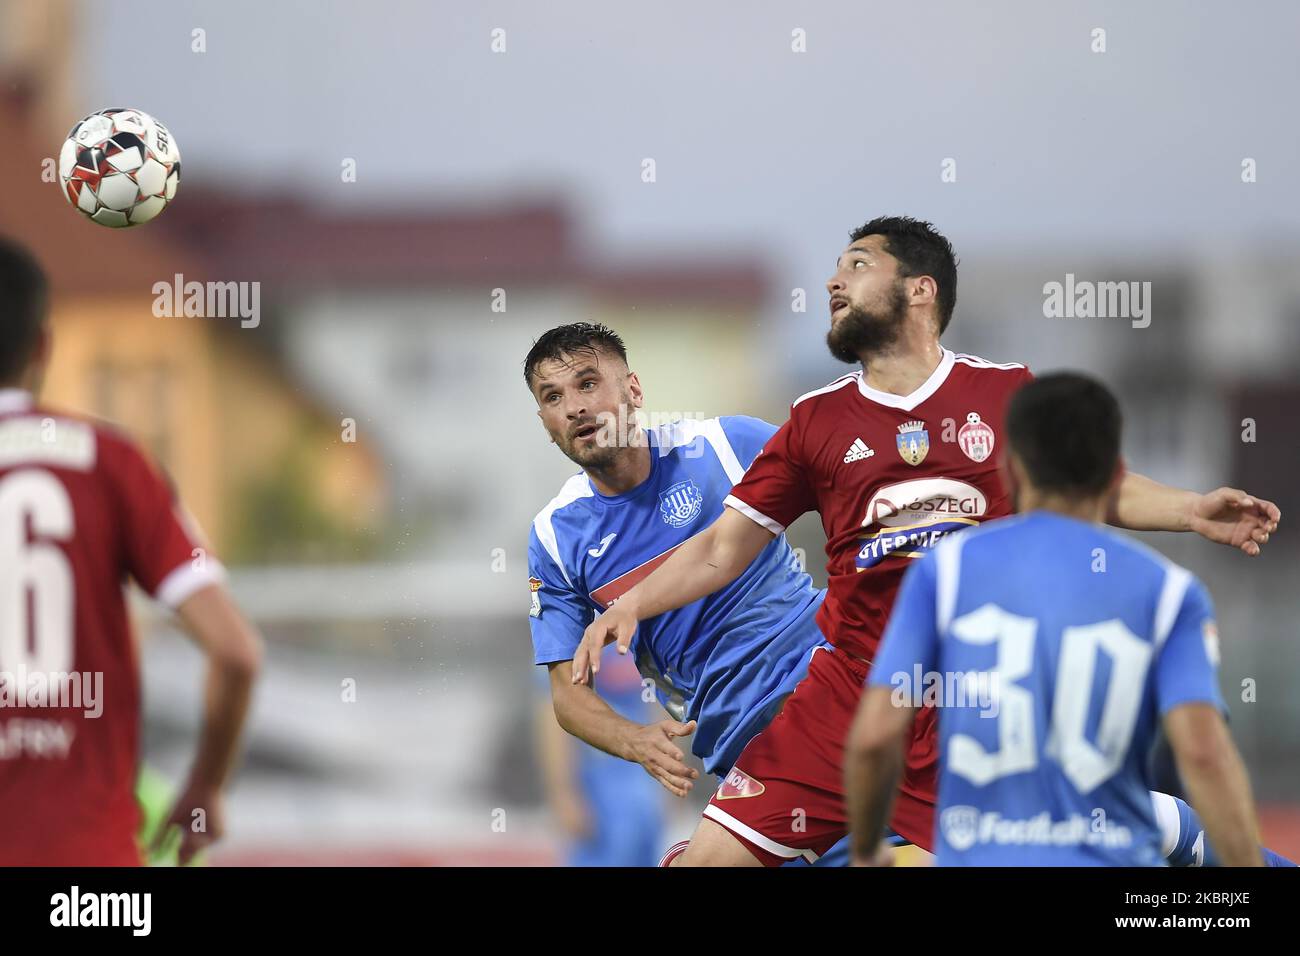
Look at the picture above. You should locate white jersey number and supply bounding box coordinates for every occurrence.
[948,603,1151,793]
[0,469,76,676]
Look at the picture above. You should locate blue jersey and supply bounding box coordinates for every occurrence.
[528,416,827,775]
[868,511,1225,866]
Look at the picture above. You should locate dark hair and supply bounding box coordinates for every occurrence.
[523,322,629,389]
[0,237,48,385]
[848,216,958,334]
[1005,372,1122,496]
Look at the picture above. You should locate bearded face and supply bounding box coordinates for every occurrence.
[826,276,910,364]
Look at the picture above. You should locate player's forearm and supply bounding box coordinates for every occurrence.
[845,692,909,862]
[187,655,258,790]
[1175,744,1264,867]
[1109,472,1195,532]
[623,510,769,621]
[175,586,262,790]
[845,744,901,863]
[551,680,643,763]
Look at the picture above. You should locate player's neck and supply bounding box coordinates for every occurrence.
[1021,492,1108,525]
[858,333,944,398]
[585,442,652,496]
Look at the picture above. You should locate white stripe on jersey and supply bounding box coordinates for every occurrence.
[791,373,857,409]
[698,419,746,484]
[953,353,1027,371]
[651,417,747,485]
[934,533,966,634]
[532,472,593,588]
[1153,564,1194,649]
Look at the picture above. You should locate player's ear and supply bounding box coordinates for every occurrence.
[626,371,644,409]
[911,275,937,308]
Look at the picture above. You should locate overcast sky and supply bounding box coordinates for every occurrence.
[76,0,1300,364]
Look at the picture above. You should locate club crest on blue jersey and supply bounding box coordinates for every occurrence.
[940,805,980,852]
[659,479,704,528]
[896,420,930,466]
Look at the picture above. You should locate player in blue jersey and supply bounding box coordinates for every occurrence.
[846,373,1276,866]
[524,323,828,802]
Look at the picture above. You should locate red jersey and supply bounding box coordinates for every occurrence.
[0,389,222,865]
[726,349,1032,662]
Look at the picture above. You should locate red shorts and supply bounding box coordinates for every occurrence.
[704,645,937,865]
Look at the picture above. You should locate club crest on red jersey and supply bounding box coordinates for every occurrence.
[895,420,930,466]
[716,767,766,800]
[957,411,995,463]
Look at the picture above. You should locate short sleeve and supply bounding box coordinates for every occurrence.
[110,435,224,608]
[717,415,778,469]
[724,415,817,535]
[868,554,941,687]
[527,526,594,665]
[1155,577,1226,715]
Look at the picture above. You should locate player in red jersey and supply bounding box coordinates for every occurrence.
[0,239,262,865]
[574,217,1280,866]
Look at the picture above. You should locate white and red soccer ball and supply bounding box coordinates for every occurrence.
[58,108,181,228]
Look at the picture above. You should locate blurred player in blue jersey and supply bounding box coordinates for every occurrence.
[846,372,1279,866]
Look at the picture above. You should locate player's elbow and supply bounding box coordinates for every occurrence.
[1173,735,1236,781]
[1165,704,1236,778]
[216,626,263,682]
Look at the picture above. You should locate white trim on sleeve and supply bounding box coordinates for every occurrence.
[723,494,784,536]
[155,558,228,609]
[1149,790,1181,860]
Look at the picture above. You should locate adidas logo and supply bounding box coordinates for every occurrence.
[843,438,875,463]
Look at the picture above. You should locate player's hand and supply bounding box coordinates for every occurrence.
[154,783,225,865]
[572,602,640,685]
[622,719,700,797]
[1188,488,1281,556]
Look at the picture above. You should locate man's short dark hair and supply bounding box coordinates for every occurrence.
[1005,372,1122,496]
[849,216,958,334]
[523,322,629,389]
[0,238,48,385]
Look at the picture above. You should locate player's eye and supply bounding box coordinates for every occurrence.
[580,380,597,390]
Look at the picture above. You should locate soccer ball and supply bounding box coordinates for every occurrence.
[58,108,181,228]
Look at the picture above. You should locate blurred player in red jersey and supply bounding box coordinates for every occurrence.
[0,239,262,866]
[575,217,1281,866]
